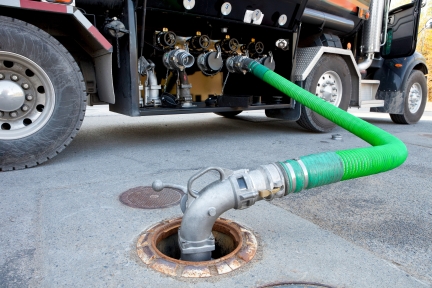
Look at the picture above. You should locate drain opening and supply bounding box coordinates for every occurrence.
[156,221,240,260]
[137,217,257,277]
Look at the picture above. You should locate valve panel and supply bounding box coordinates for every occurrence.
[146,0,305,31]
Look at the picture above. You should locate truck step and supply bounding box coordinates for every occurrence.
[359,80,383,108]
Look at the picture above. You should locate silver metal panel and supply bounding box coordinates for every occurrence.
[94,54,115,104]
[359,100,385,107]
[294,47,322,82]
[359,80,383,108]
[359,80,380,102]
[294,47,360,82]
[361,0,385,54]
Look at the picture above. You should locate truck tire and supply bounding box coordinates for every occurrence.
[214,111,243,118]
[0,16,86,171]
[296,54,351,132]
[390,70,427,124]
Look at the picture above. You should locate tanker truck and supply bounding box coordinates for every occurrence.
[0,0,427,171]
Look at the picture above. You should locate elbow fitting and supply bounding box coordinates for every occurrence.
[178,164,286,261]
[138,56,162,106]
[357,53,374,72]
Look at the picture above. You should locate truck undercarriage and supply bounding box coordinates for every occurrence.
[0,0,428,170]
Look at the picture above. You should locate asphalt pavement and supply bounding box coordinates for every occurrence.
[1,103,431,288]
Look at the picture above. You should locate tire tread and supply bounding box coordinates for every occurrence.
[0,16,86,171]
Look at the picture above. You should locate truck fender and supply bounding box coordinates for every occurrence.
[294,46,360,105]
[371,52,428,114]
[0,0,116,104]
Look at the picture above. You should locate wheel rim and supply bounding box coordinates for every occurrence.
[0,51,55,140]
[315,71,343,107]
[408,82,422,114]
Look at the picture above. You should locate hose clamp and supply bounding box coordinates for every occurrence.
[178,229,215,254]
[284,162,297,193]
[296,159,309,190]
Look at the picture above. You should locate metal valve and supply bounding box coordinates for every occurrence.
[244,39,265,57]
[218,36,240,53]
[162,49,195,71]
[104,18,129,38]
[276,39,289,51]
[189,33,211,51]
[155,30,177,48]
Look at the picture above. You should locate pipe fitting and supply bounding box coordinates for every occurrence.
[357,53,374,72]
[177,70,195,108]
[226,55,254,74]
[139,56,162,106]
[163,49,195,71]
[177,163,286,261]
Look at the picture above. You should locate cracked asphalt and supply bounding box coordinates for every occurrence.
[1,103,431,287]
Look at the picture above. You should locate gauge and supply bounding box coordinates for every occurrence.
[252,9,262,22]
[221,2,232,16]
[183,0,195,10]
[278,14,287,26]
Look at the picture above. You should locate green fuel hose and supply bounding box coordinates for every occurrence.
[247,61,408,193]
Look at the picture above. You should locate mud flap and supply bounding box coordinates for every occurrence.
[370,91,404,114]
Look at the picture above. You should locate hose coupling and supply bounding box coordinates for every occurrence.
[178,229,215,255]
[163,49,195,71]
[226,55,254,74]
[231,164,286,209]
[258,51,276,71]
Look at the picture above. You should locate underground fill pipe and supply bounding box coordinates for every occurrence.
[154,59,408,262]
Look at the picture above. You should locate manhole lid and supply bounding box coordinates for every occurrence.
[119,186,183,209]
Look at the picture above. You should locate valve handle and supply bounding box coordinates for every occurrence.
[187,167,229,198]
[152,180,187,194]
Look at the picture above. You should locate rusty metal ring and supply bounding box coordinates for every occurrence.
[136,217,257,277]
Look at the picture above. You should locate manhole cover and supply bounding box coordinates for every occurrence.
[259,282,335,288]
[119,186,183,209]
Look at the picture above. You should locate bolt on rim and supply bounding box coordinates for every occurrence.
[0,51,55,139]
[408,82,422,114]
[315,70,343,107]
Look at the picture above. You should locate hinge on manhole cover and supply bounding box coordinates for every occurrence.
[119,186,183,209]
